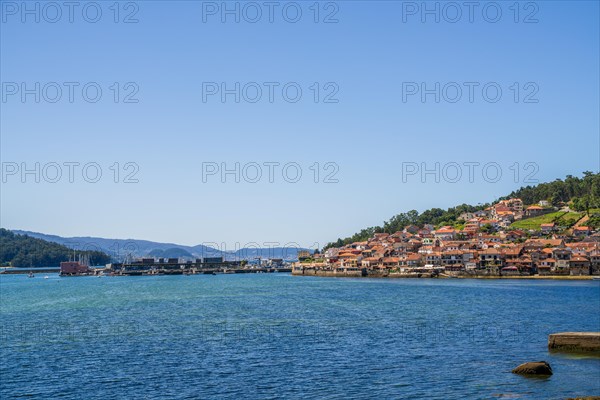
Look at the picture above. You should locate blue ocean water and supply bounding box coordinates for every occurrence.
[1,274,599,399]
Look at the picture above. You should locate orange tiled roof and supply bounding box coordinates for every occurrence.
[481,248,501,254]
[363,257,380,262]
[526,239,564,247]
[571,256,589,262]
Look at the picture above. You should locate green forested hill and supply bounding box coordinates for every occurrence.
[0,229,111,268]
[501,171,600,208]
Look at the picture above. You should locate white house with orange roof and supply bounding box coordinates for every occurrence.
[434,226,457,241]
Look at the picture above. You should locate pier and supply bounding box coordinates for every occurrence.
[107,259,290,276]
[113,267,291,276]
[1,260,292,276]
[0,267,60,275]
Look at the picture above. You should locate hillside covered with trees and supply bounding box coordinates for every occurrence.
[324,172,600,250]
[501,171,600,210]
[0,229,111,268]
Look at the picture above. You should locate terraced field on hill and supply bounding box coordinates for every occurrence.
[511,211,584,230]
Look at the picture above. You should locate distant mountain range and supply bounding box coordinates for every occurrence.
[11,230,308,262]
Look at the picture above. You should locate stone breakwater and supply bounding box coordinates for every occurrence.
[548,332,600,353]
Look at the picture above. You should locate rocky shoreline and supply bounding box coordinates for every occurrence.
[292,267,598,280]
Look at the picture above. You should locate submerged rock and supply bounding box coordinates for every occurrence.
[511,361,553,376]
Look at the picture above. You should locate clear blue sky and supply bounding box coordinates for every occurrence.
[1,0,599,249]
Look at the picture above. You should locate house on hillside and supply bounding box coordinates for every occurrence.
[525,205,544,217]
[441,250,464,269]
[569,256,590,275]
[403,225,420,234]
[361,257,380,269]
[541,223,556,234]
[400,253,422,268]
[552,247,572,274]
[425,251,441,266]
[573,226,592,237]
[589,250,600,275]
[479,248,503,273]
[434,226,457,241]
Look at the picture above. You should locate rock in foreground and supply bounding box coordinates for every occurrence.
[512,361,553,376]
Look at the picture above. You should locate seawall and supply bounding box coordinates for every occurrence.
[292,268,597,280]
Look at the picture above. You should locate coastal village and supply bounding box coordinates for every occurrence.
[293,198,600,278]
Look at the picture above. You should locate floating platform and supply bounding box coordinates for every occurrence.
[548,332,600,353]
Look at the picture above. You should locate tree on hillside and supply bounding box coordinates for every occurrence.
[0,229,111,268]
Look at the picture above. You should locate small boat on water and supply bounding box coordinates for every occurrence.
[593,277,600,281]
[27,272,34,278]
[44,276,49,279]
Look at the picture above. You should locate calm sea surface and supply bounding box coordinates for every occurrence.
[1,274,599,399]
